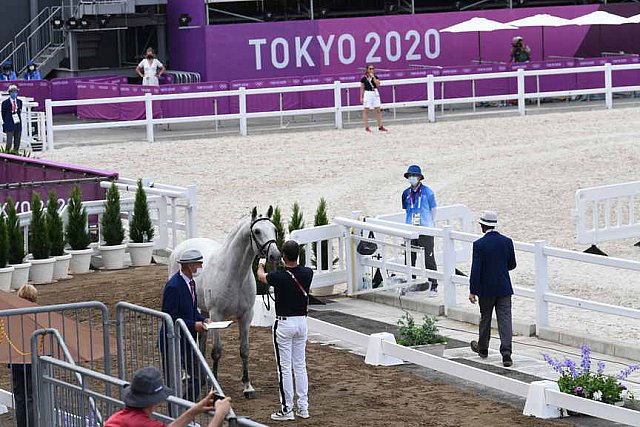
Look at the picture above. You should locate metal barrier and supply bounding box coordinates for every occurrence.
[574,181,640,249]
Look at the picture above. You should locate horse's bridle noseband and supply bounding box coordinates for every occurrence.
[250,217,276,258]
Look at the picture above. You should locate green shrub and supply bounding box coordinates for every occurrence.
[0,214,9,268]
[101,182,124,246]
[312,198,330,270]
[396,312,447,346]
[129,179,154,243]
[65,185,91,250]
[5,197,25,264]
[30,192,50,259]
[272,206,286,251]
[47,191,65,256]
[288,202,305,265]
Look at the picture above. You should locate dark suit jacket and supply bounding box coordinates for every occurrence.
[2,97,22,133]
[161,272,205,338]
[470,230,517,297]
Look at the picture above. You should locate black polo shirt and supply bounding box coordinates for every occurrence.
[266,266,313,317]
[360,75,379,91]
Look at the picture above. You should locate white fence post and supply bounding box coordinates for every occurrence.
[343,225,357,295]
[144,92,154,143]
[426,74,435,123]
[333,80,343,129]
[534,240,549,328]
[604,62,613,110]
[45,98,54,151]
[517,68,525,116]
[442,225,457,314]
[239,86,248,136]
[186,185,198,239]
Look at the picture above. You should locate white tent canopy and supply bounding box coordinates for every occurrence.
[441,17,517,33]
[506,14,572,27]
[569,11,630,26]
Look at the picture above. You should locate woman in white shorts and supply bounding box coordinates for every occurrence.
[359,64,387,133]
[136,47,165,86]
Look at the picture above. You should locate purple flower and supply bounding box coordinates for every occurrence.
[619,384,627,390]
[580,345,591,374]
[574,386,584,395]
[543,354,566,375]
[565,358,579,379]
[616,365,639,380]
[597,361,606,374]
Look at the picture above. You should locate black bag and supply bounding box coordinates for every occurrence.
[372,268,383,289]
[357,231,378,255]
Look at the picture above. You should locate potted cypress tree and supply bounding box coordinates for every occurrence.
[127,180,155,266]
[65,185,93,274]
[47,191,71,280]
[0,213,14,291]
[5,197,30,290]
[99,182,126,269]
[29,192,56,284]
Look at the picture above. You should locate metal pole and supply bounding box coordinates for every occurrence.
[310,0,314,20]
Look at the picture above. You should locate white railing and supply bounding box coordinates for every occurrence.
[43,62,640,149]
[307,317,640,425]
[574,181,640,246]
[12,177,196,256]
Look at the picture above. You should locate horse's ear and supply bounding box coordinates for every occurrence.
[251,207,257,220]
[267,205,273,219]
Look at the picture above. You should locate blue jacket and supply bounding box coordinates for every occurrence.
[469,230,517,297]
[401,183,437,227]
[1,97,22,133]
[161,272,205,338]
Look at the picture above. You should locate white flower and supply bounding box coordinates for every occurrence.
[621,389,635,400]
[592,390,603,401]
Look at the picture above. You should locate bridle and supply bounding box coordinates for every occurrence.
[250,217,276,258]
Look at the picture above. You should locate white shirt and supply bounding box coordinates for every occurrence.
[138,58,163,78]
[179,270,195,299]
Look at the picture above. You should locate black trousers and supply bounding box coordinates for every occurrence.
[409,235,438,290]
[160,335,205,403]
[478,295,512,358]
[5,129,21,151]
[10,364,33,427]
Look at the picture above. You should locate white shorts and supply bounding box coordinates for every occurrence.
[363,90,381,109]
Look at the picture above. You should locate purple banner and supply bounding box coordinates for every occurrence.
[0,80,49,111]
[160,81,230,118]
[118,85,163,120]
[77,83,121,120]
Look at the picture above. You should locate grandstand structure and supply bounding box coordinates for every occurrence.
[0,0,637,80]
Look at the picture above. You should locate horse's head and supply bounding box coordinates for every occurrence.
[250,206,281,264]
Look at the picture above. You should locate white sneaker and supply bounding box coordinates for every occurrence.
[271,410,295,421]
[295,408,310,419]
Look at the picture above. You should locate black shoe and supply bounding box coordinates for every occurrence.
[502,355,513,367]
[470,341,488,358]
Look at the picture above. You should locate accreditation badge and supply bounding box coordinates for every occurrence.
[12,113,20,124]
[412,213,421,226]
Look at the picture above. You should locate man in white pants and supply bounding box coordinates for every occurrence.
[257,240,313,421]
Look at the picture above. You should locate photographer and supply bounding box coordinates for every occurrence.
[257,240,312,421]
[510,36,531,63]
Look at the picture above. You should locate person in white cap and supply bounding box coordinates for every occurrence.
[468,211,517,367]
[104,366,232,427]
[2,84,22,151]
[161,249,210,401]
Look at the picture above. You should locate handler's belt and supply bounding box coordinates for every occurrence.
[276,315,306,321]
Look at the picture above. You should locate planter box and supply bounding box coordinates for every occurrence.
[10,262,31,290]
[128,242,154,267]
[53,254,72,280]
[410,343,446,358]
[0,266,14,291]
[66,248,94,274]
[30,257,56,285]
[98,244,127,270]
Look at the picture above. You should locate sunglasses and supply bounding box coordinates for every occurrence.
[367,67,374,70]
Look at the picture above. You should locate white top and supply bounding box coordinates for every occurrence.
[138,58,163,86]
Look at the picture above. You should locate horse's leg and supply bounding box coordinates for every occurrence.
[211,329,222,379]
[240,312,256,399]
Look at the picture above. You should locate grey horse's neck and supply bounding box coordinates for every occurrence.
[222,217,257,273]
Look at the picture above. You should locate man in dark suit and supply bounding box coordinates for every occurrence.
[2,85,22,151]
[161,249,209,401]
[468,211,517,367]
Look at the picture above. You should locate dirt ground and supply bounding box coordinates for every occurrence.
[10,264,568,427]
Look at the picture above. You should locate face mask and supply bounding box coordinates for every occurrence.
[9,92,17,99]
[192,266,203,278]
[407,176,419,186]
[28,66,35,71]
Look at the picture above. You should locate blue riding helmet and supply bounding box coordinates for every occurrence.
[403,165,424,180]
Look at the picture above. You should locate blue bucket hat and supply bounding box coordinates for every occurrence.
[404,165,424,180]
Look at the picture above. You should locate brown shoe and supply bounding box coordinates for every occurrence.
[470,341,488,358]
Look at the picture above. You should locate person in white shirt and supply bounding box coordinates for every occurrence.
[136,48,165,86]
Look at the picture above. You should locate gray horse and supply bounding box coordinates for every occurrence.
[169,206,281,398]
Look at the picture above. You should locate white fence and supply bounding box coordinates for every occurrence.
[574,181,640,246]
[307,317,640,426]
[43,62,640,149]
[12,177,196,256]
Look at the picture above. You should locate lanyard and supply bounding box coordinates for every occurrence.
[285,269,308,298]
[408,185,423,210]
[367,75,375,90]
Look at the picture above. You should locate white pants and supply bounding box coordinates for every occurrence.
[272,316,308,413]
[363,90,381,109]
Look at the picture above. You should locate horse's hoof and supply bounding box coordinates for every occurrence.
[243,390,258,399]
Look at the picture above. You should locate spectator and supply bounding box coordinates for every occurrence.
[161,249,210,402]
[22,62,41,81]
[401,165,438,296]
[11,284,38,427]
[468,211,517,368]
[104,366,231,427]
[359,64,387,133]
[510,36,531,63]
[2,84,23,151]
[1,61,17,81]
[136,48,165,86]
[257,240,312,421]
